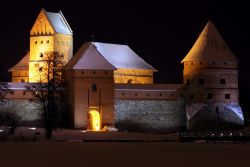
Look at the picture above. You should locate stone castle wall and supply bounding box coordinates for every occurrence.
[114,99,186,133]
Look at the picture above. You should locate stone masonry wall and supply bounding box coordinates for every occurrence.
[0,99,42,126]
[115,99,186,133]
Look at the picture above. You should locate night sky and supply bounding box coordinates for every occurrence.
[0,0,249,86]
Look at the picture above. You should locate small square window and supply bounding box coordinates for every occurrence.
[122,92,125,96]
[225,94,230,99]
[207,93,213,99]
[39,67,43,72]
[135,93,138,96]
[81,71,84,74]
[220,79,226,84]
[92,84,97,92]
[199,78,204,85]
[105,71,108,74]
[40,53,43,57]
[159,93,162,96]
[93,71,96,74]
[200,61,203,65]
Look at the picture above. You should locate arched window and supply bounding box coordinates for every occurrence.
[127,79,133,84]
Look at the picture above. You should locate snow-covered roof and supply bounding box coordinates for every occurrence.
[9,52,29,71]
[45,9,72,35]
[65,42,156,71]
[64,43,116,70]
[92,42,156,71]
[182,21,238,63]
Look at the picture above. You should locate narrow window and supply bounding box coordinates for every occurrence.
[41,40,43,44]
[92,84,97,92]
[81,71,84,74]
[225,94,230,99]
[93,71,96,74]
[186,79,190,85]
[135,93,138,96]
[207,93,213,99]
[212,61,215,65]
[159,93,162,96]
[200,61,203,65]
[147,93,150,97]
[216,107,219,115]
[191,62,194,65]
[40,53,43,58]
[199,78,204,85]
[189,94,194,100]
[47,40,49,44]
[105,71,108,74]
[220,79,226,84]
[122,92,125,96]
[39,67,43,72]
[35,41,37,44]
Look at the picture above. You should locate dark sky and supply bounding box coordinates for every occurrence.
[0,0,249,85]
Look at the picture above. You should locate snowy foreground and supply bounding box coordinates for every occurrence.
[1,127,250,167]
[1,142,250,167]
[0,127,179,141]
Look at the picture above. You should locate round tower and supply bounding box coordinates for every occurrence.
[182,21,244,130]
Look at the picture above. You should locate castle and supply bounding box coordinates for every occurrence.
[4,9,244,132]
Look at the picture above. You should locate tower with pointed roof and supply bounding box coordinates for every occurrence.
[182,21,244,129]
[29,8,73,82]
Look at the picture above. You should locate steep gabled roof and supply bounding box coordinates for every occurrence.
[9,52,29,71]
[44,9,72,35]
[181,21,238,63]
[64,43,116,70]
[92,42,156,71]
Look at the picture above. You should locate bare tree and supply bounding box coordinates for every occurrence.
[26,51,65,139]
[0,82,10,100]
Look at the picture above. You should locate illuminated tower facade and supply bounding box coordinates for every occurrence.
[29,9,73,82]
[182,21,244,129]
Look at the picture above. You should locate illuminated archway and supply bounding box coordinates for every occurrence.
[88,110,101,131]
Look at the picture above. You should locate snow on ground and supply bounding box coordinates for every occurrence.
[0,127,179,141]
